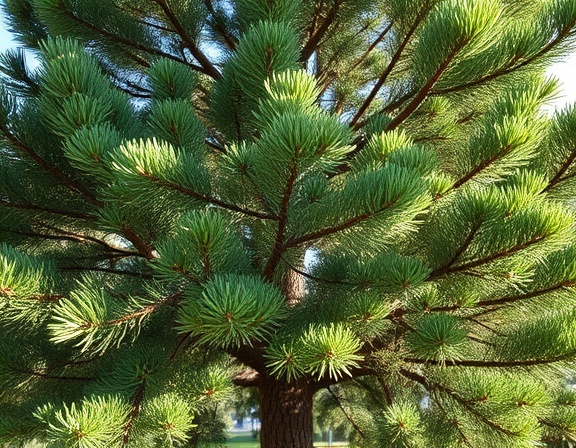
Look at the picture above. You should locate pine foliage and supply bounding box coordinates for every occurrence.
[1,0,576,447]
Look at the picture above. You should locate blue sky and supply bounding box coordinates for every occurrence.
[0,10,575,107]
[0,13,13,53]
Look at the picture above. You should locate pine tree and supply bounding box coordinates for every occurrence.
[1,0,576,446]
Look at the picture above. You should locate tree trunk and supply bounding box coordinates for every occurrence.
[258,377,314,448]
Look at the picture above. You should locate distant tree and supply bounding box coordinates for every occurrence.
[2,0,576,447]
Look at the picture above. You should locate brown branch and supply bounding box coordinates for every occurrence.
[543,146,576,193]
[435,399,474,448]
[429,235,545,279]
[168,332,195,362]
[119,225,155,260]
[430,19,576,96]
[405,369,519,437]
[386,38,469,132]
[122,380,147,446]
[377,377,393,406]
[428,220,482,279]
[447,221,482,269]
[466,317,503,336]
[21,369,95,381]
[57,3,204,72]
[170,265,203,286]
[403,350,576,368]
[76,292,180,330]
[1,124,100,204]
[60,266,153,278]
[202,0,238,50]
[35,223,144,258]
[262,164,298,280]
[381,89,416,115]
[285,199,397,248]
[350,14,425,127]
[0,198,97,221]
[284,257,355,286]
[451,145,512,190]
[327,386,365,438]
[232,368,261,387]
[286,212,369,247]
[300,0,342,63]
[227,344,268,374]
[315,20,373,89]
[349,21,394,72]
[139,172,276,220]
[26,294,65,302]
[154,0,222,80]
[7,228,106,247]
[475,282,574,308]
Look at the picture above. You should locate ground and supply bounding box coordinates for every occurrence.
[225,430,349,447]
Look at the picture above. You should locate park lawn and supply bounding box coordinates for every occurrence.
[225,432,259,447]
[225,431,349,447]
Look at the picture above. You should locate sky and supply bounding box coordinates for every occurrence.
[0,12,575,108]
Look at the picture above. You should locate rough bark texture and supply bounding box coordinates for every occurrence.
[281,268,306,306]
[258,377,314,448]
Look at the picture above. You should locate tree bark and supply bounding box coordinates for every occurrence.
[258,377,314,448]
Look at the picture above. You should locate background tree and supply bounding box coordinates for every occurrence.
[2,0,576,447]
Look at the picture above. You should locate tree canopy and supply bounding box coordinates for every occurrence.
[1,0,576,447]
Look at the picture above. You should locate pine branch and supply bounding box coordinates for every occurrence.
[430,19,576,96]
[122,380,147,446]
[0,198,97,221]
[350,12,426,127]
[400,368,525,437]
[169,265,203,285]
[285,200,397,247]
[138,171,277,220]
[201,0,238,50]
[59,292,181,334]
[60,266,153,278]
[428,220,482,279]
[262,163,298,279]
[386,38,469,131]
[434,399,474,448]
[232,368,261,387]
[538,418,575,437]
[153,0,223,80]
[316,19,373,89]
[1,124,100,204]
[451,145,512,190]
[543,145,576,193]
[465,317,503,336]
[439,385,517,437]
[56,2,204,72]
[35,222,144,258]
[429,235,545,279]
[348,21,394,72]
[119,224,155,260]
[327,386,365,438]
[300,0,343,63]
[475,282,574,308]
[403,350,576,368]
[18,368,95,382]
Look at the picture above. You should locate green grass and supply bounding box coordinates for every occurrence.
[224,432,259,447]
[224,431,349,447]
